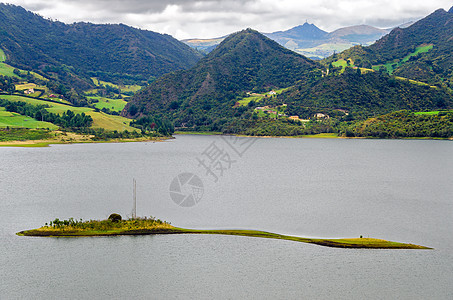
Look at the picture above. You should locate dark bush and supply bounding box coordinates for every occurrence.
[108,213,122,222]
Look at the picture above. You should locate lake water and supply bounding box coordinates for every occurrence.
[1,136,452,299]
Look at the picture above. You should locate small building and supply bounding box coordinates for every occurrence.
[269,90,277,95]
[24,88,34,95]
[314,113,330,119]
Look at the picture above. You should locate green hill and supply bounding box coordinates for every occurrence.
[0,4,202,89]
[124,29,321,129]
[277,68,453,119]
[323,8,453,87]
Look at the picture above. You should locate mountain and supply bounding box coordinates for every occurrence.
[124,29,321,128]
[183,23,391,59]
[324,8,453,87]
[278,68,453,119]
[181,36,226,53]
[327,25,389,44]
[0,4,202,87]
[264,22,328,49]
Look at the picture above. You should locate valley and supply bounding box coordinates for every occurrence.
[1,4,452,144]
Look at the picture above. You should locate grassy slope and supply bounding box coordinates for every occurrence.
[0,95,136,131]
[414,109,453,115]
[18,223,431,249]
[91,78,142,93]
[0,62,20,78]
[0,107,58,129]
[0,49,20,78]
[236,88,289,107]
[87,96,127,112]
[372,44,433,74]
[0,50,47,81]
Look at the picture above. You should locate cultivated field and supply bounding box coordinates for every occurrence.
[0,95,136,131]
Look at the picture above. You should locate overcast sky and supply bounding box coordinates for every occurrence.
[4,0,453,39]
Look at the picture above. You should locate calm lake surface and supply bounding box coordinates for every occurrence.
[1,136,452,299]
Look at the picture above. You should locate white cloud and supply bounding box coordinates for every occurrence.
[4,0,452,39]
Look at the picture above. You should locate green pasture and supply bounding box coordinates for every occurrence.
[88,96,127,112]
[0,49,5,62]
[0,107,58,129]
[0,95,136,131]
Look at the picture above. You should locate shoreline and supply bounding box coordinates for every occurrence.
[17,226,432,249]
[2,131,451,147]
[0,132,172,147]
[174,132,452,141]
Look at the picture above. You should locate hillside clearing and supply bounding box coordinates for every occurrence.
[87,96,127,112]
[0,95,136,131]
[0,107,58,129]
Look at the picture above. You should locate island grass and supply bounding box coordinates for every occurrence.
[17,217,431,249]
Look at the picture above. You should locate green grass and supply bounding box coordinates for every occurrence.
[0,128,53,142]
[0,95,136,131]
[15,83,38,90]
[237,95,262,106]
[88,96,127,112]
[0,107,58,129]
[17,217,431,249]
[0,49,5,62]
[121,85,142,93]
[372,44,433,74]
[394,76,435,87]
[402,44,433,63]
[0,62,21,78]
[332,59,349,68]
[236,88,289,107]
[414,110,453,115]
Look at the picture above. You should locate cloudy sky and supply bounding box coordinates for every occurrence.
[4,0,452,39]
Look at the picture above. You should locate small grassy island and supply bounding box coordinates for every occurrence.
[17,214,432,249]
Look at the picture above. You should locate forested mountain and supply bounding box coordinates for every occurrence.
[0,4,202,88]
[124,29,321,127]
[324,7,453,87]
[276,68,453,119]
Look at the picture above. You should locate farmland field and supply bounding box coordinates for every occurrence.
[0,107,58,129]
[0,95,136,131]
[88,96,127,112]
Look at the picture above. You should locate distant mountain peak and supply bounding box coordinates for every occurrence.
[449,6,453,13]
[268,22,328,42]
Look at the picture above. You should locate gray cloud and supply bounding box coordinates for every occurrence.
[4,0,452,39]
